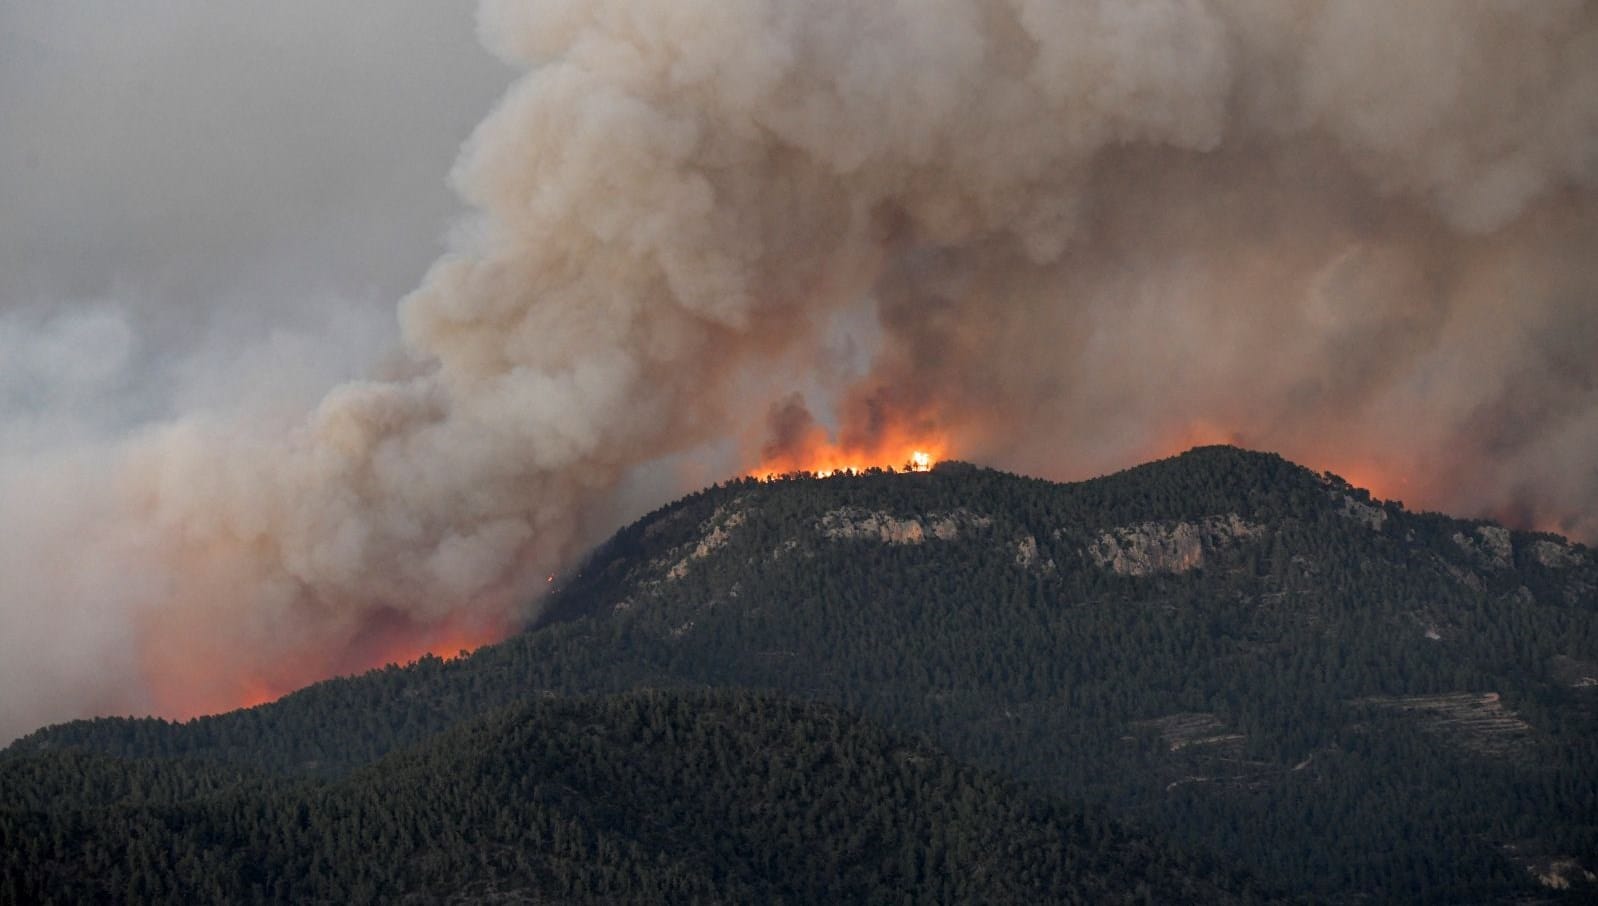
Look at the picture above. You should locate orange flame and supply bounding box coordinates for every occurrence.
[748,432,946,479]
[749,392,948,479]
[143,610,509,720]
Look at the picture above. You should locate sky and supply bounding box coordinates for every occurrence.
[0,2,511,738]
[0,2,509,424]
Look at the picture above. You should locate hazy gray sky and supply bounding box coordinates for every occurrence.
[0,3,510,738]
[0,2,509,395]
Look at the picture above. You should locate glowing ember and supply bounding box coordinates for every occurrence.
[749,392,948,479]
[749,437,947,480]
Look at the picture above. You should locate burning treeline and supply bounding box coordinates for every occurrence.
[4,0,1598,737]
[749,392,945,478]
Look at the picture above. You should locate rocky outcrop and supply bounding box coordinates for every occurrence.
[1529,538,1584,569]
[1010,533,1059,574]
[1453,525,1513,570]
[818,508,992,545]
[664,508,746,581]
[1086,514,1259,576]
[1530,857,1598,891]
[1338,496,1388,530]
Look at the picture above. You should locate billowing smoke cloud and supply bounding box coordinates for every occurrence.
[4,0,1596,740]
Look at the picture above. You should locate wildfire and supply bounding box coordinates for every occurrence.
[748,391,949,479]
[143,611,508,720]
[749,439,944,479]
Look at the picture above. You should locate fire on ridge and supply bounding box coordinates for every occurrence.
[748,437,945,481]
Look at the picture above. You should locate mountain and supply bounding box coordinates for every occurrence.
[1,689,1264,904]
[8,446,1598,901]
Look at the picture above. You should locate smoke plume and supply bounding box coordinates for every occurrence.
[3,0,1596,740]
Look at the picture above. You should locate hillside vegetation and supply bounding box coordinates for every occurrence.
[1,690,1264,904]
[9,446,1598,901]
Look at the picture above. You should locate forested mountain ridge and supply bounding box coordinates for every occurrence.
[2,689,1269,904]
[8,446,1598,901]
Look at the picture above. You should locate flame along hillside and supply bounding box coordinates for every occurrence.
[156,434,1406,719]
[129,417,1450,724]
[150,440,947,718]
[10,446,1598,901]
[747,418,946,480]
[751,447,937,480]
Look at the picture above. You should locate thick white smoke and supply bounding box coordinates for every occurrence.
[3,0,1596,740]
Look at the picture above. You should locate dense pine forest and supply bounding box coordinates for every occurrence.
[2,690,1269,904]
[6,446,1597,902]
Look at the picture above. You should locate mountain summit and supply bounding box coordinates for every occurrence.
[8,447,1597,901]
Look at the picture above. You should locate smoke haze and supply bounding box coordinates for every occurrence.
[3,0,1596,740]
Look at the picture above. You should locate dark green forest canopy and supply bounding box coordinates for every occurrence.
[1,690,1267,905]
[8,446,1598,902]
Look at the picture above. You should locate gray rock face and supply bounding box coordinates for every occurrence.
[1530,538,1584,569]
[1087,514,1259,576]
[1453,525,1514,570]
[1338,496,1389,530]
[818,507,992,545]
[1014,534,1040,566]
[664,508,747,581]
